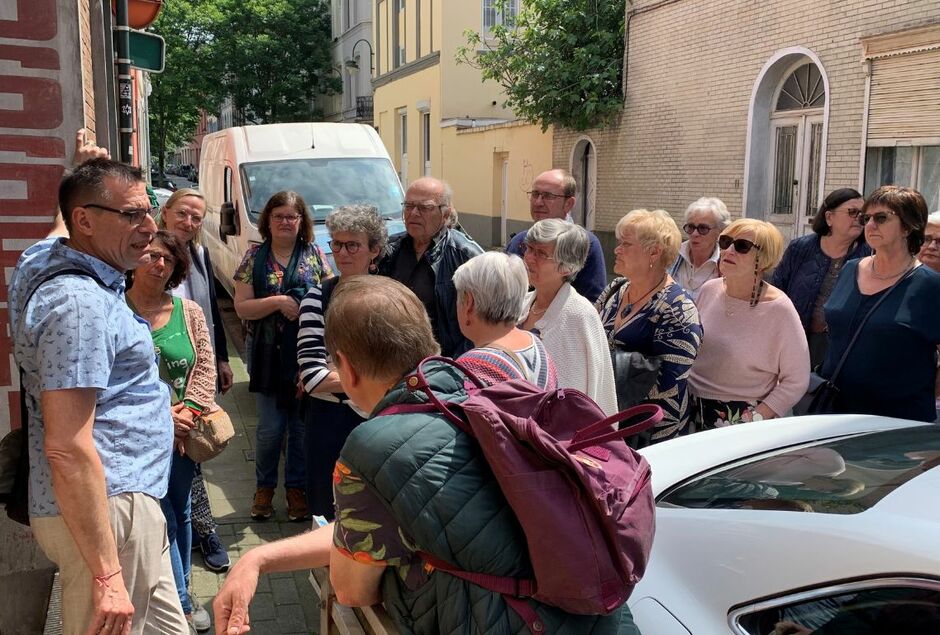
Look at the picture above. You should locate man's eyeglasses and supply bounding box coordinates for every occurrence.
[859,211,897,226]
[402,201,444,215]
[271,213,302,224]
[923,236,940,248]
[329,240,363,254]
[832,207,862,218]
[718,235,761,255]
[521,244,556,262]
[173,209,204,226]
[683,223,715,236]
[83,203,156,227]
[527,190,566,202]
[141,251,175,266]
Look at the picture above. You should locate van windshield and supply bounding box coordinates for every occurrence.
[240,158,404,224]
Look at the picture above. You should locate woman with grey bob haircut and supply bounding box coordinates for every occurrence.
[325,204,389,264]
[670,196,731,300]
[519,219,617,415]
[454,252,558,388]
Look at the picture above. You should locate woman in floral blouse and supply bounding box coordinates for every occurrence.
[596,209,702,446]
[233,191,333,523]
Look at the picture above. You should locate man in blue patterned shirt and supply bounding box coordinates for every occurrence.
[9,159,188,634]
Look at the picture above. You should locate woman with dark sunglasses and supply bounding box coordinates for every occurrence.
[689,219,810,428]
[820,186,940,422]
[772,188,871,368]
[295,205,387,518]
[668,197,731,300]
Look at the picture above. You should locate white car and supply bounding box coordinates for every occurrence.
[631,415,940,634]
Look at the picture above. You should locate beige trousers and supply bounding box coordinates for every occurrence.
[32,492,189,635]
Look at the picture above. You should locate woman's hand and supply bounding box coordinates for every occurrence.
[217,360,234,394]
[278,295,300,321]
[171,403,196,441]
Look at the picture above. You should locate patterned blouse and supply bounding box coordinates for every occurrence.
[233,241,333,298]
[595,278,703,442]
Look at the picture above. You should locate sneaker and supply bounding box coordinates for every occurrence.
[189,593,211,632]
[250,487,275,520]
[286,487,309,522]
[199,531,230,573]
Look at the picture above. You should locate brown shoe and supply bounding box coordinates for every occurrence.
[250,487,275,520]
[286,487,309,522]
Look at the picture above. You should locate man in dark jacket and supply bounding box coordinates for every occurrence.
[378,176,483,357]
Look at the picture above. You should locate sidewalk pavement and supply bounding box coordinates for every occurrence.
[190,302,320,634]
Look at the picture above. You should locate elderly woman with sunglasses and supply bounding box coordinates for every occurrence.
[234,191,333,523]
[519,219,617,415]
[772,188,871,368]
[296,205,386,519]
[820,186,940,422]
[668,197,731,300]
[689,219,809,428]
[596,209,702,445]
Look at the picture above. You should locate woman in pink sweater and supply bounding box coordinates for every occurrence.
[689,219,810,428]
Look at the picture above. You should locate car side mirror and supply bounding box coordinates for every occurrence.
[220,201,238,238]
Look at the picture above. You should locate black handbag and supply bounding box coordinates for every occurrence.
[610,344,661,412]
[793,266,917,416]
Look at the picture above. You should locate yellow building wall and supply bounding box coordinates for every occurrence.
[439,2,514,121]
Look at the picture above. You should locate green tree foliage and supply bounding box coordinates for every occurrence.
[214,0,340,123]
[457,0,626,132]
[149,0,223,173]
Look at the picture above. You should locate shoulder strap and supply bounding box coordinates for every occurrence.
[485,343,531,383]
[828,264,918,382]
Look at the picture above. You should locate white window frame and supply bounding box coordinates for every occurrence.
[398,109,408,186]
[483,0,518,32]
[864,144,940,210]
[421,112,431,176]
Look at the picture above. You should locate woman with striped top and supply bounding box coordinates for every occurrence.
[454,251,557,389]
[296,205,388,519]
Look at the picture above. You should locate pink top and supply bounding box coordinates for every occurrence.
[689,278,810,416]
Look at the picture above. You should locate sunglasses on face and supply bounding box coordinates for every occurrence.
[718,234,761,254]
[859,211,897,226]
[683,223,715,236]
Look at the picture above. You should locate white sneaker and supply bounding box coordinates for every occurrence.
[189,593,211,632]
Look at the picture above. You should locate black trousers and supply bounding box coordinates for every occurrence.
[302,396,364,519]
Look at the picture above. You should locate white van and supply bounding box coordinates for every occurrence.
[199,122,405,296]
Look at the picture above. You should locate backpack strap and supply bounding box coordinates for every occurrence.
[568,403,663,451]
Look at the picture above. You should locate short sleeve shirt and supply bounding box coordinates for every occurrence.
[9,239,174,517]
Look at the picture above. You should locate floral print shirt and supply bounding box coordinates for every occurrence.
[332,460,430,589]
[233,241,333,297]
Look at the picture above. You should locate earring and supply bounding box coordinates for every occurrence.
[369,261,378,274]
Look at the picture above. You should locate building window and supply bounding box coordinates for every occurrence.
[865,146,940,210]
[397,109,408,185]
[483,0,518,31]
[422,112,431,176]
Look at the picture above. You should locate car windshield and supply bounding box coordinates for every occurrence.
[240,158,403,224]
[659,426,940,514]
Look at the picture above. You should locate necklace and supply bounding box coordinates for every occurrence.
[723,277,764,316]
[131,295,171,313]
[870,255,914,280]
[619,273,666,320]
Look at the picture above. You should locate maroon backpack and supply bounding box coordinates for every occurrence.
[382,356,660,632]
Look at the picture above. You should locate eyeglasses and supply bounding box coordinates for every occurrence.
[718,235,761,254]
[859,211,898,226]
[527,190,566,202]
[329,239,363,254]
[683,223,715,236]
[923,236,940,247]
[83,203,157,227]
[172,209,204,226]
[521,244,556,262]
[402,201,444,215]
[831,207,862,218]
[271,213,302,224]
[141,251,175,266]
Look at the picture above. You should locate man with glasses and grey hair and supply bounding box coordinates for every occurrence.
[506,169,608,302]
[378,176,483,357]
[9,159,189,634]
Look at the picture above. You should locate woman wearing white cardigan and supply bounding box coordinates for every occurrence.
[519,219,618,415]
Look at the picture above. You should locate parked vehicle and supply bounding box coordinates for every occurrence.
[631,415,940,634]
[151,174,177,191]
[199,122,405,296]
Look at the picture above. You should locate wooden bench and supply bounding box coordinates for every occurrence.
[309,568,398,635]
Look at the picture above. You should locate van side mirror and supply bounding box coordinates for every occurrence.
[220,202,238,238]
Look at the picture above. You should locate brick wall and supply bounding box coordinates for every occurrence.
[553,0,940,233]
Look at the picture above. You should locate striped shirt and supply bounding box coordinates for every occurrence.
[458,332,557,389]
[297,281,349,403]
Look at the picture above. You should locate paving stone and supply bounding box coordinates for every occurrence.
[271,576,301,605]
[248,592,277,622]
[275,603,309,633]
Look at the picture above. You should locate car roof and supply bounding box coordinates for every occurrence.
[638,414,930,497]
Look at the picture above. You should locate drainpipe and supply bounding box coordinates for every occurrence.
[857,58,872,193]
[114,0,134,164]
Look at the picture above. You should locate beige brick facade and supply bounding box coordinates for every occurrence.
[553,0,940,240]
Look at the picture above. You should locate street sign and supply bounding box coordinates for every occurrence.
[128,30,165,73]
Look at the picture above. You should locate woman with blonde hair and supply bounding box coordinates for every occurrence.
[689,219,809,428]
[596,209,702,445]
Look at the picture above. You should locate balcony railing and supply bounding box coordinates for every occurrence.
[356,96,373,122]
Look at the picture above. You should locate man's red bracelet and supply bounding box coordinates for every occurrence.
[93,569,122,587]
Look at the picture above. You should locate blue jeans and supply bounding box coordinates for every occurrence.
[254,392,306,489]
[160,451,196,615]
